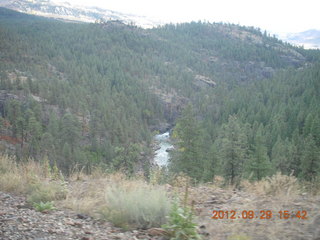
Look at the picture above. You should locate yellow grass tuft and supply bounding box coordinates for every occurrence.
[0,154,67,203]
[241,172,300,198]
[64,172,171,229]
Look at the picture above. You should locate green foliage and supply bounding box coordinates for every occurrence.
[300,135,320,181]
[162,199,202,240]
[217,115,248,185]
[27,181,67,204]
[111,143,141,175]
[246,128,271,180]
[170,105,204,180]
[101,183,171,229]
[33,201,56,212]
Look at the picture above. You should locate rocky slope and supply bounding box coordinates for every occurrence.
[189,186,320,240]
[1,184,320,240]
[0,0,160,28]
[0,191,163,240]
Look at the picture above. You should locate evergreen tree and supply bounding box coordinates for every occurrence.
[300,135,320,181]
[246,129,271,180]
[60,112,81,153]
[271,136,293,175]
[170,105,203,180]
[218,115,248,185]
[62,142,72,171]
[311,116,320,147]
[202,143,217,182]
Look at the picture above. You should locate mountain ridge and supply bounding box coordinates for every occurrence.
[283,29,320,49]
[1,0,319,49]
[0,0,162,27]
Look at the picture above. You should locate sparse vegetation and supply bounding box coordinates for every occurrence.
[0,154,320,240]
[27,180,67,204]
[162,199,201,240]
[241,172,300,197]
[0,155,67,203]
[101,178,171,229]
[62,171,172,229]
[33,201,56,212]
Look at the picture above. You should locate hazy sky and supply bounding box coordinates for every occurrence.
[57,0,319,34]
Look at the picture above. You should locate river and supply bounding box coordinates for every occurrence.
[153,131,173,167]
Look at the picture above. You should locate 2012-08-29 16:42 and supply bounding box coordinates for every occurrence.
[211,210,308,220]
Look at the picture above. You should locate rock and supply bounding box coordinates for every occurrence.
[193,75,216,89]
[147,228,168,236]
[1,191,164,240]
[16,204,29,209]
[81,237,91,240]
[77,213,89,219]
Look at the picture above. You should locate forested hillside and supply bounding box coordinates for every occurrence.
[0,7,320,183]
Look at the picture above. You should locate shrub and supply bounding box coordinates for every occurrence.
[0,155,23,193]
[0,155,67,197]
[241,172,300,196]
[162,199,201,240]
[101,180,171,229]
[33,201,56,212]
[263,172,300,196]
[27,180,67,204]
[301,176,320,195]
[0,155,67,204]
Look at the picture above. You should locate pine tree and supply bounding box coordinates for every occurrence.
[62,143,72,169]
[202,143,217,182]
[40,132,55,158]
[271,136,293,175]
[60,112,81,153]
[170,105,203,180]
[246,129,271,180]
[300,135,320,181]
[218,115,248,185]
[27,113,42,156]
[311,116,320,147]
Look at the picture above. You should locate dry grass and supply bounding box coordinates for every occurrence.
[301,177,320,195]
[2,153,318,238]
[63,171,127,216]
[63,172,171,229]
[62,177,109,217]
[0,154,67,203]
[191,174,319,240]
[102,179,170,229]
[241,172,301,201]
[0,156,171,229]
[0,154,49,193]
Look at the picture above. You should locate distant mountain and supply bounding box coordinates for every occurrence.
[0,0,161,28]
[283,29,320,49]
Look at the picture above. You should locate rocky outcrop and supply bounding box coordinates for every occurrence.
[193,75,216,89]
[0,91,19,116]
[149,86,188,131]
